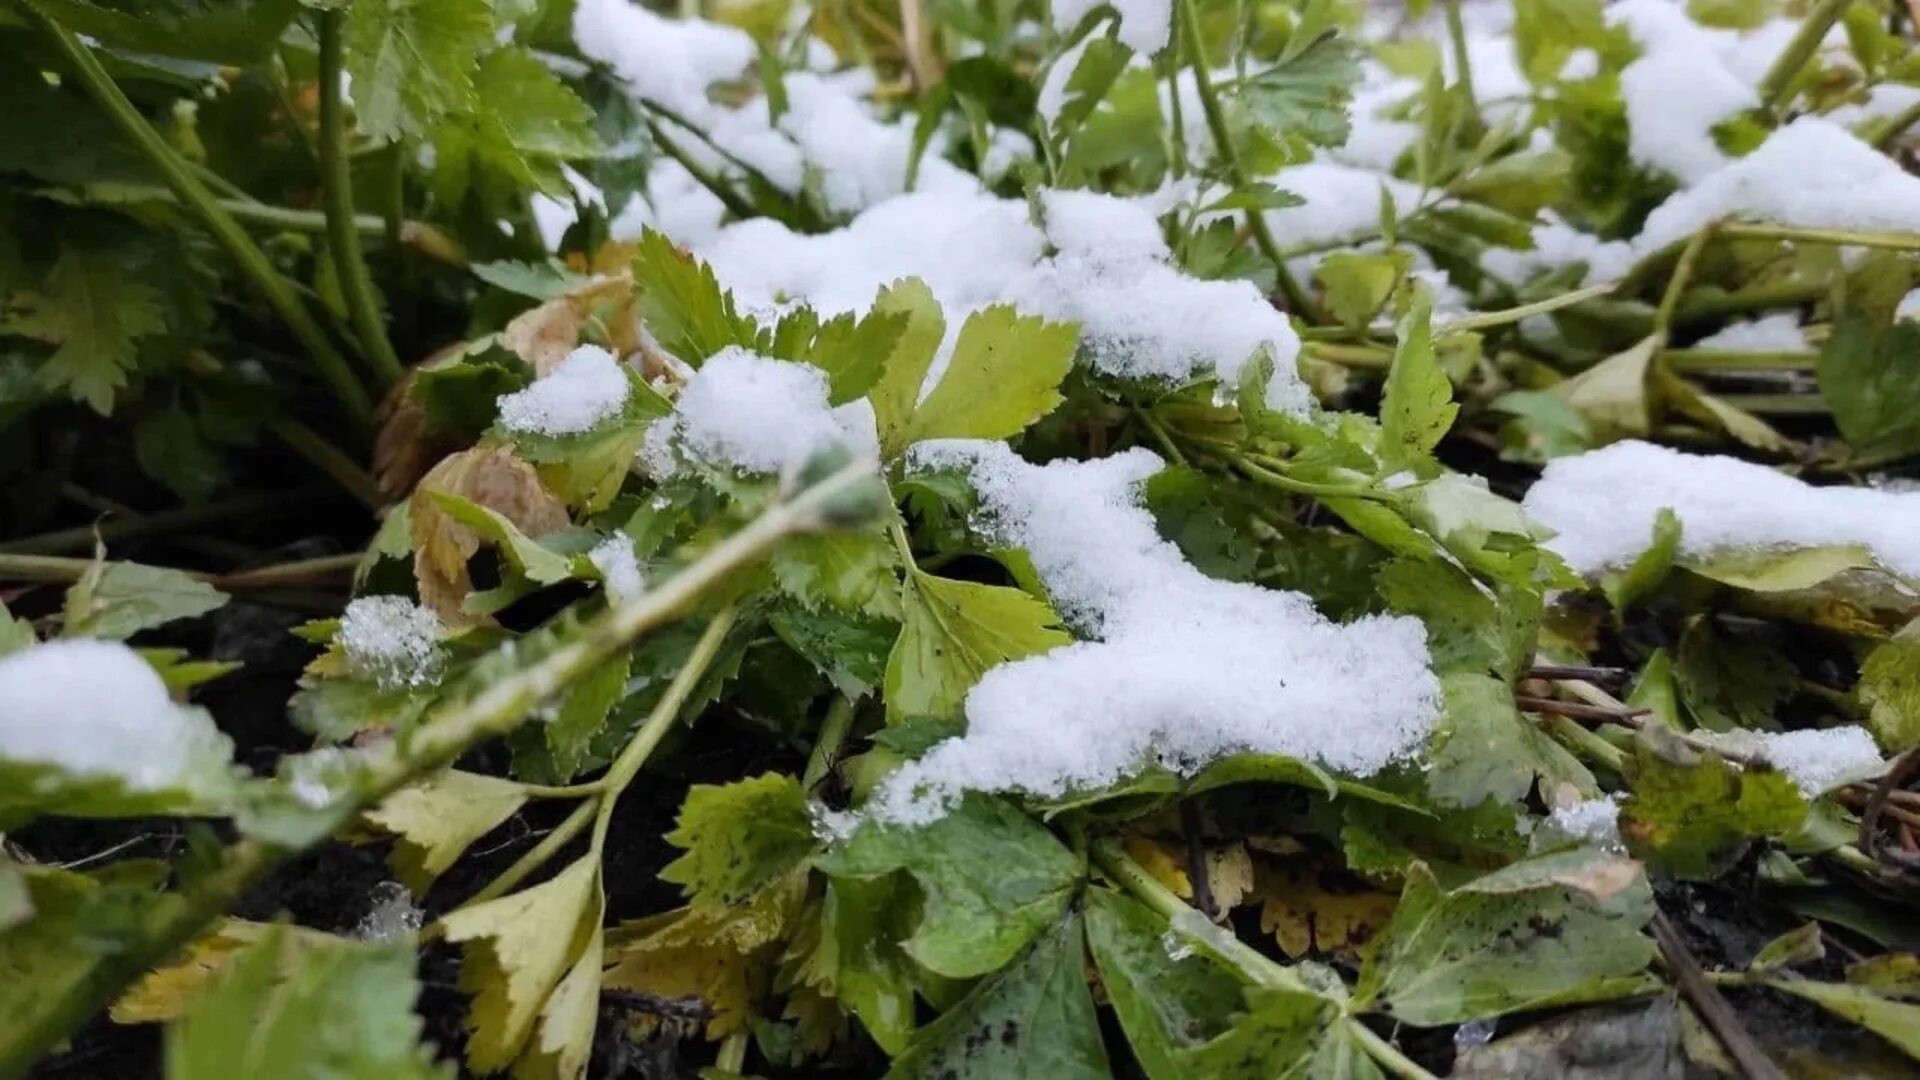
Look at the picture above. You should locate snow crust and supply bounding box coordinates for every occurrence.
[338,596,445,689]
[1756,728,1884,796]
[645,348,879,475]
[496,345,629,436]
[1523,441,1920,579]
[871,442,1441,822]
[1690,313,1809,352]
[0,639,230,790]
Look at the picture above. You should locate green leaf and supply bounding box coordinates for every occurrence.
[886,913,1109,1080]
[1083,889,1243,1078]
[1601,507,1679,612]
[1551,335,1656,441]
[345,0,494,142]
[425,491,574,585]
[1354,850,1656,1025]
[363,770,529,894]
[1377,557,1536,680]
[823,874,918,1055]
[884,570,1071,723]
[771,531,902,619]
[1047,36,1133,140]
[431,47,601,204]
[662,773,817,909]
[1378,291,1456,468]
[1673,617,1794,732]
[817,794,1081,979]
[1860,621,1920,752]
[3,249,165,414]
[886,305,1078,455]
[1225,33,1360,157]
[1183,986,1344,1079]
[768,605,895,700]
[544,652,630,780]
[1314,251,1408,331]
[2,862,174,1047]
[165,927,448,1080]
[27,0,301,64]
[1429,672,1594,808]
[1764,979,1920,1062]
[409,343,534,440]
[63,560,227,641]
[633,229,761,364]
[1489,390,1595,464]
[865,278,947,456]
[1618,728,1808,879]
[804,307,909,405]
[470,260,595,301]
[1820,311,1920,459]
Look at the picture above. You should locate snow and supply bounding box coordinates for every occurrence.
[0,639,231,791]
[1618,47,1756,185]
[355,881,425,944]
[1522,441,1920,580]
[1900,288,1920,322]
[338,596,445,689]
[1051,0,1170,55]
[1545,795,1623,851]
[588,536,646,603]
[690,187,1311,413]
[1481,215,1634,286]
[1333,61,1419,171]
[1559,48,1600,81]
[573,0,755,114]
[645,347,879,475]
[1758,727,1883,796]
[496,345,630,436]
[870,442,1441,822]
[1632,118,1920,258]
[1259,160,1424,251]
[1691,313,1809,352]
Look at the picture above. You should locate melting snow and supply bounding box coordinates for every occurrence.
[338,596,445,689]
[496,345,630,436]
[645,347,879,475]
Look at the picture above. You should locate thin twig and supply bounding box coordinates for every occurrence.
[1858,747,1920,866]
[317,9,405,387]
[1180,801,1218,921]
[1514,695,1651,723]
[1651,911,1786,1080]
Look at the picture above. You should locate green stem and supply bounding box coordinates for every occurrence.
[1135,409,1190,465]
[1441,280,1620,335]
[264,415,382,507]
[1756,0,1850,112]
[25,5,373,431]
[0,489,318,556]
[448,799,599,919]
[1870,95,1920,149]
[1442,0,1481,139]
[0,465,871,1075]
[1716,392,1830,416]
[1717,220,1920,251]
[1543,713,1629,774]
[1305,341,1392,368]
[209,552,363,590]
[715,1032,749,1073]
[1175,0,1319,320]
[1660,348,1814,372]
[1673,278,1825,325]
[1091,838,1436,1080]
[589,607,740,851]
[1653,225,1715,342]
[1226,450,1402,505]
[645,119,761,221]
[803,695,857,791]
[81,185,384,234]
[317,9,405,388]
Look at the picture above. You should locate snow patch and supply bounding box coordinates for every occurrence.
[339,596,445,689]
[646,348,879,475]
[496,345,630,436]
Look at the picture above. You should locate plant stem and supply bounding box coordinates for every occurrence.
[317,9,405,388]
[1717,392,1829,416]
[263,415,382,507]
[1756,0,1850,112]
[0,465,871,1075]
[1654,225,1715,342]
[1871,95,1920,149]
[644,118,761,221]
[589,608,740,851]
[715,1032,749,1073]
[25,6,374,431]
[1660,349,1816,372]
[1135,409,1190,465]
[1091,837,1436,1080]
[453,799,599,916]
[803,694,857,791]
[1674,278,1825,324]
[1229,451,1402,505]
[209,553,363,590]
[1717,221,1920,251]
[84,185,385,234]
[1442,0,1481,138]
[1441,280,1620,335]
[1175,0,1319,320]
[0,489,319,556]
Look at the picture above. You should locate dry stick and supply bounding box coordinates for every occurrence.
[1514,695,1651,724]
[24,5,374,431]
[1857,747,1920,865]
[1524,664,1629,684]
[1650,911,1787,1080]
[0,462,875,1078]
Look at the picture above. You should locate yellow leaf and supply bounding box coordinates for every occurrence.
[1255,857,1398,961]
[602,870,807,1039]
[1122,835,1191,900]
[364,770,530,894]
[409,447,569,624]
[442,856,600,1073]
[1204,844,1255,913]
[512,919,604,1080]
[110,920,341,1024]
